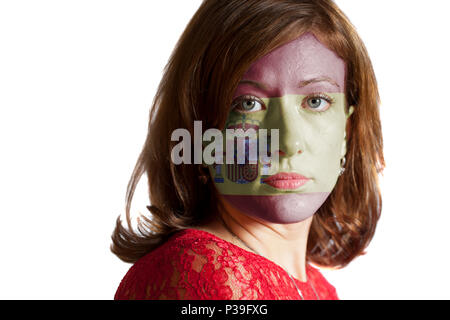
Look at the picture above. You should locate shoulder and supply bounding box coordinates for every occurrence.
[306,264,339,300]
[114,229,244,300]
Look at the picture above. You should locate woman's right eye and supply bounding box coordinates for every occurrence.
[231,96,266,113]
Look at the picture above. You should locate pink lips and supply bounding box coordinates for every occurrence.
[263,172,310,190]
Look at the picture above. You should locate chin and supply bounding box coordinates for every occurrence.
[222,192,330,224]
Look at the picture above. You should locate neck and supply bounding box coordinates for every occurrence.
[216,196,313,282]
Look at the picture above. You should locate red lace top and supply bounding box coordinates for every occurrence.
[115,229,338,300]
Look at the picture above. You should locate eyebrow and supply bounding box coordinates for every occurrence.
[239,76,340,91]
[298,77,341,89]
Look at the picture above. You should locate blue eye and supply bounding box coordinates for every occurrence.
[303,94,334,112]
[232,95,266,113]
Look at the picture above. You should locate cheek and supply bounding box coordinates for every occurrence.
[313,124,345,154]
[302,105,347,155]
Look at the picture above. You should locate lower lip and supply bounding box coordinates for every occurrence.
[263,179,310,190]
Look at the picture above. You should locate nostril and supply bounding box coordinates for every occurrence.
[274,150,302,156]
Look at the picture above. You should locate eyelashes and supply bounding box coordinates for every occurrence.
[301,93,335,112]
[231,93,335,114]
[231,95,266,114]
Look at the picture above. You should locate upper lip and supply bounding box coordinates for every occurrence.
[263,172,310,182]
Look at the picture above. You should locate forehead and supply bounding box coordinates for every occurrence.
[239,32,346,97]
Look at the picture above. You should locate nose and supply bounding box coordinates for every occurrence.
[275,97,305,157]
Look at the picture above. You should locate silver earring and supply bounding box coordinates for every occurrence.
[339,156,346,176]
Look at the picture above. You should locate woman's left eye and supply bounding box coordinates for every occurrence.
[302,94,333,112]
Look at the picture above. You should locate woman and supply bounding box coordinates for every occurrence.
[112,0,384,300]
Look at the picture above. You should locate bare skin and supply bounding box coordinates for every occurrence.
[193,196,313,282]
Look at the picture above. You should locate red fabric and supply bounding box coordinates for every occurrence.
[115,229,339,300]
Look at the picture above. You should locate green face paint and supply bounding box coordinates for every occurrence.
[211,93,350,194]
[208,33,352,224]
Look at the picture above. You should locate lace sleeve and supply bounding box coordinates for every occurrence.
[114,238,251,300]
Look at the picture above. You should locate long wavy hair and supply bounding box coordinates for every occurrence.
[111,0,384,269]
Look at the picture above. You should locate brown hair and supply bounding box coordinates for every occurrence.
[111,0,384,269]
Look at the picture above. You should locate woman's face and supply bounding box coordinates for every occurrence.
[208,33,352,224]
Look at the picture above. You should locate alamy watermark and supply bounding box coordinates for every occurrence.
[171,121,279,167]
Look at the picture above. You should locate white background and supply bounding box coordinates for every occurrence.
[1,0,449,299]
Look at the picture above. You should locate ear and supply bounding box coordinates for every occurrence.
[341,106,355,158]
[346,106,354,140]
[347,106,355,119]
